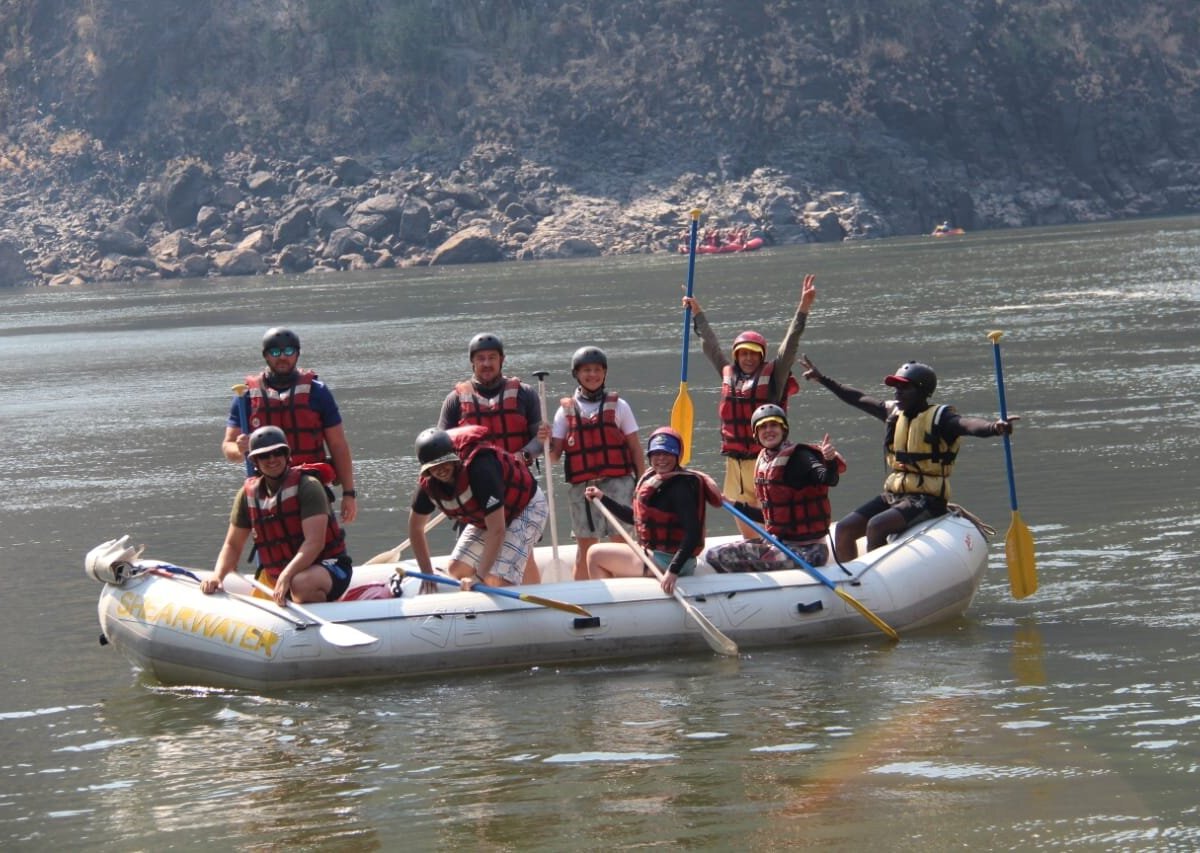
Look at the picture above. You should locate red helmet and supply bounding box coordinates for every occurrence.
[732,330,767,358]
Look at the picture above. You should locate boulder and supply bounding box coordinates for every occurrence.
[333,156,372,186]
[237,230,273,253]
[397,198,433,244]
[429,226,504,265]
[213,247,265,276]
[246,171,280,196]
[323,227,369,259]
[277,244,314,273]
[160,162,212,229]
[96,227,147,256]
[272,205,313,248]
[314,200,348,234]
[196,205,222,233]
[346,211,392,239]
[152,231,200,259]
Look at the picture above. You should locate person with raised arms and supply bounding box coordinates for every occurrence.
[542,346,644,580]
[584,427,722,595]
[705,403,844,572]
[202,426,353,605]
[682,273,816,538]
[800,355,1016,561]
[408,425,548,588]
[222,327,358,523]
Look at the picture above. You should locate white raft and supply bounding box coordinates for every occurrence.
[89,514,989,690]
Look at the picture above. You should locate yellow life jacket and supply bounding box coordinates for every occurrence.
[883,404,959,500]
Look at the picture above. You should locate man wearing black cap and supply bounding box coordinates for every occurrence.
[221,327,358,523]
[801,355,1016,562]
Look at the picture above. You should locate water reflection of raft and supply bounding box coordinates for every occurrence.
[678,236,765,254]
[89,514,989,690]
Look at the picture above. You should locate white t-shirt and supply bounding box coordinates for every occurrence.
[551,393,639,439]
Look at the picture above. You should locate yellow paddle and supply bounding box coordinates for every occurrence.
[670,208,702,464]
[988,331,1038,599]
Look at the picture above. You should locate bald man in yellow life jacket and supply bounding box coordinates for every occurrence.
[801,357,1017,562]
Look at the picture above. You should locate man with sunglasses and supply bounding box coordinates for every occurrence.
[221,327,359,523]
[203,426,353,604]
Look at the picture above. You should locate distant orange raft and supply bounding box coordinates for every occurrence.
[678,236,765,254]
[931,227,965,237]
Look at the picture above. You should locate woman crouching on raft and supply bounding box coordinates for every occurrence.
[584,427,722,594]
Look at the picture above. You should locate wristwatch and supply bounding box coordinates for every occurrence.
[342,489,358,498]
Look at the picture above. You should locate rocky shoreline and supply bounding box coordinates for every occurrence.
[0,142,904,287]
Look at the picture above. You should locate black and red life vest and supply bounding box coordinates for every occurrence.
[244,466,346,584]
[754,442,845,542]
[633,468,723,556]
[562,392,636,484]
[418,425,536,527]
[454,377,531,455]
[718,364,799,457]
[246,370,326,465]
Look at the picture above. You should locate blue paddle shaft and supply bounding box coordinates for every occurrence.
[722,500,837,592]
[404,570,522,603]
[235,390,253,475]
[680,215,699,383]
[991,341,1020,512]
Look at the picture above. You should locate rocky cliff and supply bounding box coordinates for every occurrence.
[2,0,1198,285]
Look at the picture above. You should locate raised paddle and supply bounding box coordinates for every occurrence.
[722,500,900,641]
[987,330,1038,599]
[531,370,561,563]
[243,574,379,647]
[402,570,592,617]
[670,208,702,464]
[232,382,253,475]
[590,497,738,657]
[363,511,448,565]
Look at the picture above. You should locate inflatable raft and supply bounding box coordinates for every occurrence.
[678,236,764,254]
[88,513,990,690]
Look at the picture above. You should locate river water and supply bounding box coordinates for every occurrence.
[2,216,1198,850]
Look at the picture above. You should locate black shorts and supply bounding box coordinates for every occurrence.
[321,554,354,601]
[851,492,948,526]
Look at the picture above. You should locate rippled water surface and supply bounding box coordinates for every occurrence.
[2,217,1199,849]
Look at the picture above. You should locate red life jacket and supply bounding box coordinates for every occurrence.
[754,442,845,542]
[562,392,636,484]
[454,376,531,454]
[418,425,536,527]
[718,363,800,457]
[246,370,327,465]
[634,468,724,556]
[244,467,346,584]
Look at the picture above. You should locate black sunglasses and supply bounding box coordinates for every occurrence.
[253,448,289,461]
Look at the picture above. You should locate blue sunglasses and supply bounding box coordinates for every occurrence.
[265,346,298,357]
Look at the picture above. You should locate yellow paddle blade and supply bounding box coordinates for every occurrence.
[516,592,592,617]
[834,588,901,641]
[1005,511,1038,599]
[670,382,694,465]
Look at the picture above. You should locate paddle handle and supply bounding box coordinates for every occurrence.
[680,209,701,383]
[232,383,253,476]
[531,370,560,558]
[988,331,1020,512]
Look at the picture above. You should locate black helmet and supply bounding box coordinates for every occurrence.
[247,425,290,459]
[415,428,459,474]
[884,361,937,396]
[262,327,300,354]
[468,332,504,359]
[571,346,608,374]
[751,403,789,437]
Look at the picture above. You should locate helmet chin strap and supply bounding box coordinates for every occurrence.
[576,383,606,403]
